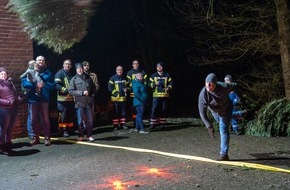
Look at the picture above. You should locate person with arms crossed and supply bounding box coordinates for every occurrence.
[68,63,96,142]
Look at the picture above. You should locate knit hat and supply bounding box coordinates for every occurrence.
[205,73,217,84]
[0,67,7,73]
[224,75,232,82]
[75,63,83,69]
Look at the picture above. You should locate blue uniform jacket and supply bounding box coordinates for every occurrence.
[22,68,55,103]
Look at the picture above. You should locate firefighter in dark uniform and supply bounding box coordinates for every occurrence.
[148,62,173,130]
[54,59,75,137]
[126,59,148,128]
[108,66,128,130]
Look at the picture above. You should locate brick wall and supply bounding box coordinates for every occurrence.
[0,0,33,138]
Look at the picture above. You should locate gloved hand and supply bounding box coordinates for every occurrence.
[207,126,215,140]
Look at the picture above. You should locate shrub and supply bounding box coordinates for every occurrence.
[245,99,290,137]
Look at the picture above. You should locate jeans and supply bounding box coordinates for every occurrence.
[231,109,245,131]
[76,107,93,137]
[31,102,51,139]
[0,107,18,145]
[135,105,145,131]
[211,111,231,155]
[27,103,35,138]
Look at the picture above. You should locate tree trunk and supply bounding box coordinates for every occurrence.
[275,0,290,100]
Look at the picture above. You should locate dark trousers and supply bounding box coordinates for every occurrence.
[150,97,168,125]
[112,101,126,126]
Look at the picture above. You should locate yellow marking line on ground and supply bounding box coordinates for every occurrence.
[50,137,290,174]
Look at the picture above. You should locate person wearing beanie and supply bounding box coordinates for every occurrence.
[148,62,173,130]
[224,75,247,135]
[54,59,75,137]
[68,62,96,142]
[198,73,237,161]
[0,68,21,155]
[126,59,148,128]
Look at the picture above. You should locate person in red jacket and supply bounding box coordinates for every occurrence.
[0,67,21,155]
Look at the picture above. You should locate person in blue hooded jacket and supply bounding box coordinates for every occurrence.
[21,56,55,146]
[224,75,247,135]
[132,72,149,134]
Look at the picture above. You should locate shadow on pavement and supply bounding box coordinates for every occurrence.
[149,123,197,132]
[96,136,129,141]
[231,152,290,167]
[8,149,40,157]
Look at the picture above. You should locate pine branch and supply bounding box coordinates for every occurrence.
[6,0,101,53]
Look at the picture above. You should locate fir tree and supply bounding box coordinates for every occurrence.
[6,0,101,53]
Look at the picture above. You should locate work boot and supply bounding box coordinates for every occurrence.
[216,154,229,161]
[113,124,119,131]
[63,131,69,137]
[149,125,156,130]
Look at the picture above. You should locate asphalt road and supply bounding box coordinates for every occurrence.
[1,118,290,190]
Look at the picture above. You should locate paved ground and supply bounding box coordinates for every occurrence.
[1,118,290,190]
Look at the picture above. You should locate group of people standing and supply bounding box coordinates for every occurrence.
[0,56,174,155]
[108,60,173,134]
[0,56,246,161]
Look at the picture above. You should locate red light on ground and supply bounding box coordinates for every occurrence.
[113,180,125,190]
[147,168,160,174]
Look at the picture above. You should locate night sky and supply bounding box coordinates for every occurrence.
[34,0,232,117]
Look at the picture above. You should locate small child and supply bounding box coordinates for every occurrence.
[20,60,43,97]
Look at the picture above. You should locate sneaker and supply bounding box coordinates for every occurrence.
[44,138,51,146]
[63,131,70,137]
[122,125,128,130]
[140,130,149,134]
[77,137,84,141]
[216,154,229,161]
[88,137,94,142]
[134,129,139,132]
[30,137,40,146]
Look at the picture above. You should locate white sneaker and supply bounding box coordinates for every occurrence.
[88,137,94,142]
[140,130,149,134]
